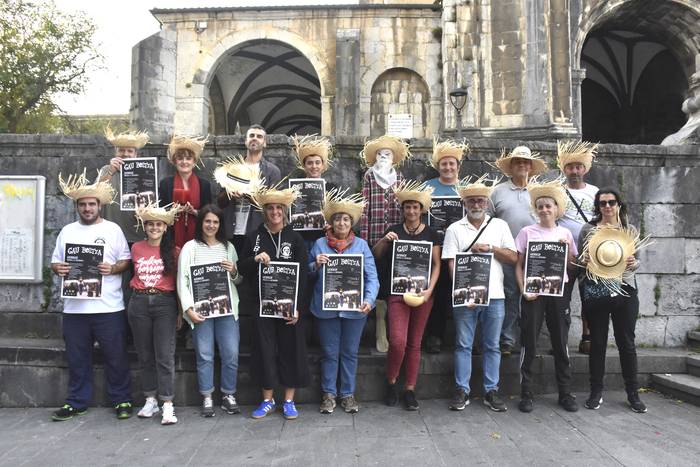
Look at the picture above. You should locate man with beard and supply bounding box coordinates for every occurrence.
[442,176,517,412]
[218,125,281,252]
[50,171,133,421]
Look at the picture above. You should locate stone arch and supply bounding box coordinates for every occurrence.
[369,67,431,138]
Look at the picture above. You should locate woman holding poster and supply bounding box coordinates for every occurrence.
[237,186,310,420]
[371,181,441,411]
[309,190,379,415]
[177,205,242,418]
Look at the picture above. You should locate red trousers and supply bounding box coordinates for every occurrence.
[386,295,433,387]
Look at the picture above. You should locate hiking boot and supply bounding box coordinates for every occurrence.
[283,400,299,420]
[202,396,215,418]
[425,335,441,354]
[483,390,507,412]
[519,392,534,413]
[161,402,178,425]
[252,399,276,419]
[403,390,419,411]
[115,402,133,420]
[578,338,591,354]
[138,397,160,418]
[340,395,359,414]
[385,382,399,407]
[500,344,512,357]
[449,388,469,411]
[558,393,579,412]
[320,393,336,414]
[221,394,240,414]
[585,392,603,410]
[52,404,87,422]
[628,392,647,413]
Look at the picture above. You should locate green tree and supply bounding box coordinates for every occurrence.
[0,0,102,133]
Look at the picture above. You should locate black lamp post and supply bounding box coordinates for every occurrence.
[449,87,468,139]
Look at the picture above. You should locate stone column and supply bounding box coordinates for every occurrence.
[571,68,586,133]
[335,29,361,136]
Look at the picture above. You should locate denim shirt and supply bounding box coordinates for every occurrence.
[308,236,379,319]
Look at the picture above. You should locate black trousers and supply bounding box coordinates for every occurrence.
[251,314,310,390]
[584,287,639,394]
[519,295,572,395]
[425,262,453,340]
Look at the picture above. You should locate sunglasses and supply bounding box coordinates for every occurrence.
[598,200,619,207]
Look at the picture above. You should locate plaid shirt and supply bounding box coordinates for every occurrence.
[360,170,404,246]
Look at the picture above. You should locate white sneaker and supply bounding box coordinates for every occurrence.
[138,397,160,418]
[161,402,178,425]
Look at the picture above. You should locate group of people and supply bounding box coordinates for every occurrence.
[49,124,647,427]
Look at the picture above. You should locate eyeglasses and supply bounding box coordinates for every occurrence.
[598,200,618,207]
[466,198,487,205]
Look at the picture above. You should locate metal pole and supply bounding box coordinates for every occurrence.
[456,108,463,140]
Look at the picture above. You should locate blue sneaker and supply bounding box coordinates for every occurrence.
[283,400,298,420]
[251,399,276,419]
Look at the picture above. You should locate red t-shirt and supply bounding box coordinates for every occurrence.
[129,241,180,291]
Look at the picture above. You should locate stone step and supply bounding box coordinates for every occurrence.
[688,330,700,348]
[651,373,700,406]
[687,355,700,378]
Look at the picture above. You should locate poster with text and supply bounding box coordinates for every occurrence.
[189,262,233,318]
[428,196,464,239]
[289,178,326,231]
[259,261,299,319]
[61,243,104,299]
[452,252,492,307]
[523,241,568,297]
[322,254,364,311]
[120,157,158,211]
[390,240,433,295]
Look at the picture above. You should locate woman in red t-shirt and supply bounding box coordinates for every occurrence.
[128,204,183,425]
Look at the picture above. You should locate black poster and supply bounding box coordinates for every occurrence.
[120,157,158,211]
[428,196,464,238]
[289,178,326,231]
[390,240,433,295]
[189,262,233,318]
[452,252,492,307]
[322,254,364,311]
[61,243,104,299]
[523,241,568,297]
[258,261,300,319]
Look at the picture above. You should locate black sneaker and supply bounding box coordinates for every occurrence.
[585,392,603,410]
[115,402,133,420]
[518,392,533,413]
[449,388,469,411]
[403,390,419,411]
[558,393,579,412]
[221,394,240,414]
[483,390,507,412]
[385,382,399,407]
[627,392,647,413]
[52,404,87,421]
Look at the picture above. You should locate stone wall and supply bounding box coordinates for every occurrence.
[0,134,698,346]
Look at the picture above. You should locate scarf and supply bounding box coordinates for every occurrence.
[370,154,397,189]
[173,174,201,248]
[325,226,356,253]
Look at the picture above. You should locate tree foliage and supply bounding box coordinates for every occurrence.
[0,0,102,133]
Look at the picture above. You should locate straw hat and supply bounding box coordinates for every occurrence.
[167,135,207,165]
[59,169,116,205]
[393,180,434,213]
[360,135,410,166]
[494,146,548,177]
[527,177,568,219]
[322,188,366,226]
[557,140,598,172]
[213,155,263,196]
[291,134,333,173]
[456,174,500,199]
[431,138,469,169]
[250,185,299,210]
[134,202,184,230]
[403,292,426,307]
[104,127,149,149]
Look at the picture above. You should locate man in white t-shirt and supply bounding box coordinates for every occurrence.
[557,141,599,354]
[50,171,133,422]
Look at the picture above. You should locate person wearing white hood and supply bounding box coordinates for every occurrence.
[359,135,410,353]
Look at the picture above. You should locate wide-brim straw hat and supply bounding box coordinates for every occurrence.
[557,140,598,172]
[494,146,548,178]
[135,202,184,230]
[431,138,469,169]
[292,134,333,173]
[527,177,568,219]
[213,155,263,196]
[360,135,410,167]
[59,169,116,205]
[104,127,149,149]
[393,180,434,213]
[456,174,500,199]
[322,188,366,226]
[167,135,207,165]
[403,292,426,307]
[251,185,299,210]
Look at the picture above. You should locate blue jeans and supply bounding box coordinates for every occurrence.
[500,265,520,347]
[453,299,505,394]
[317,316,367,397]
[192,315,240,396]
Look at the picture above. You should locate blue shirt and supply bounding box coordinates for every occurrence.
[424,177,458,196]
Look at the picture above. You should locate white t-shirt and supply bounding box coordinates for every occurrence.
[559,183,598,241]
[51,220,131,314]
[442,215,516,299]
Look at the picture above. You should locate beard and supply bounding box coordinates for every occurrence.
[466,208,485,220]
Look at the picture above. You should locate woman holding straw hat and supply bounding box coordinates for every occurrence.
[578,189,647,413]
[371,181,441,411]
[159,135,212,248]
[309,189,379,415]
[128,203,184,425]
[237,186,310,420]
